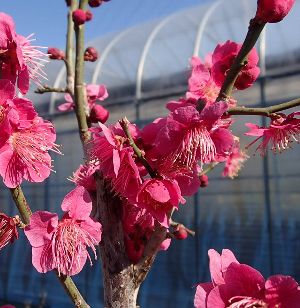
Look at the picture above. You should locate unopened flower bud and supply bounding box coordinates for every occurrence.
[90,104,109,123]
[85,10,93,22]
[88,0,102,7]
[199,174,209,188]
[255,0,295,23]
[84,47,98,62]
[65,0,71,6]
[48,47,65,60]
[173,225,188,240]
[72,9,87,25]
[0,213,19,250]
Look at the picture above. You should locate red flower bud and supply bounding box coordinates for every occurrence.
[199,174,209,188]
[173,225,188,240]
[72,9,87,25]
[255,0,295,23]
[0,213,19,250]
[85,10,93,22]
[90,104,109,123]
[84,47,98,62]
[88,0,102,7]
[65,0,71,6]
[48,47,65,60]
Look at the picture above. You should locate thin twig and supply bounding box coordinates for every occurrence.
[227,97,300,117]
[35,86,68,94]
[170,220,195,237]
[119,117,157,178]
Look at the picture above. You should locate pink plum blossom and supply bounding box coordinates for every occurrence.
[154,102,234,170]
[58,84,108,112]
[89,104,109,123]
[0,13,47,94]
[0,115,60,188]
[0,213,19,250]
[136,178,185,227]
[24,186,102,276]
[187,57,221,106]
[71,162,98,192]
[122,202,154,263]
[255,0,295,23]
[194,249,300,308]
[186,56,236,108]
[222,141,249,179]
[211,41,260,90]
[245,112,300,155]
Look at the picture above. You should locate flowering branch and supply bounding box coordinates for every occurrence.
[119,117,158,178]
[73,0,91,149]
[216,20,265,101]
[9,185,89,307]
[35,86,68,94]
[227,97,300,117]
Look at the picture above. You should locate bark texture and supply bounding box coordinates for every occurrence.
[95,174,166,308]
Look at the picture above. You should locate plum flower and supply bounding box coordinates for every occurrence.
[222,141,249,179]
[136,179,185,227]
[245,112,300,155]
[24,186,102,276]
[194,249,300,308]
[255,0,295,23]
[0,13,47,94]
[71,162,98,193]
[186,56,221,106]
[211,40,260,90]
[0,116,60,188]
[154,102,234,170]
[0,213,19,250]
[58,84,108,112]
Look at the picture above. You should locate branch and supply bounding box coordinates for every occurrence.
[10,186,32,225]
[65,0,77,94]
[217,20,265,101]
[74,0,91,149]
[227,97,300,116]
[9,185,90,308]
[119,117,158,178]
[35,86,67,94]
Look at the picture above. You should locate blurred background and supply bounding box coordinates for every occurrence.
[1,0,300,307]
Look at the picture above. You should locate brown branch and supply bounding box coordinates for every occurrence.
[216,20,265,101]
[74,0,91,150]
[35,86,68,94]
[227,97,300,116]
[119,117,158,178]
[9,185,90,307]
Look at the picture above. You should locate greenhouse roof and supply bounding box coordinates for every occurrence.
[29,0,300,114]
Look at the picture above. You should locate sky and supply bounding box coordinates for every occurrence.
[1,0,210,48]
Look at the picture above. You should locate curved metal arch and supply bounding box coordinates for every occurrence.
[49,65,66,115]
[135,14,175,100]
[193,0,223,57]
[91,28,132,84]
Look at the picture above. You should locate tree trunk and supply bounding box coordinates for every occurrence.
[95,175,166,308]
